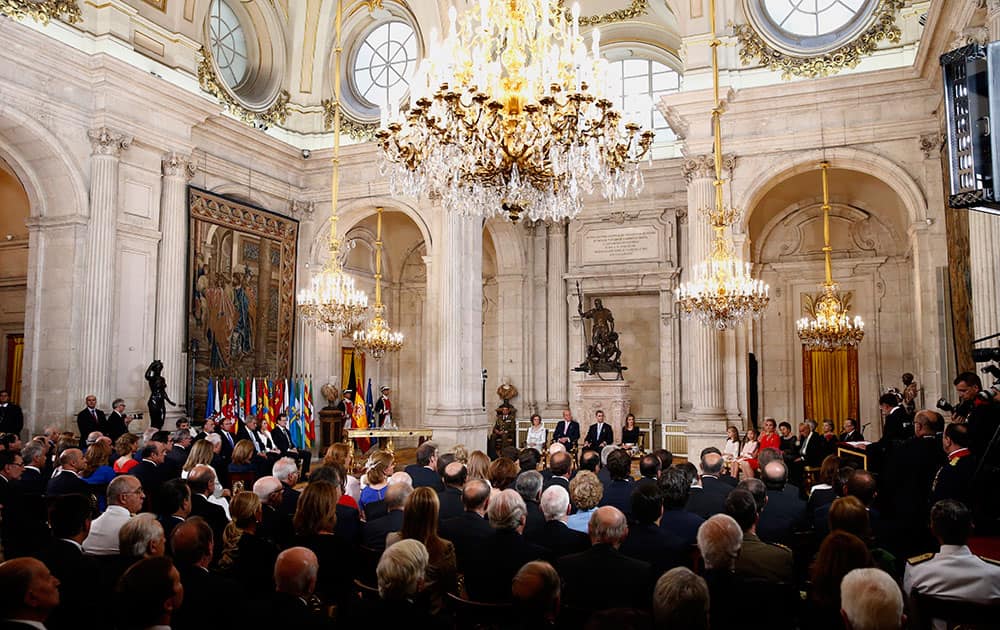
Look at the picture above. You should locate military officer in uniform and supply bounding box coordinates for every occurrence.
[374,385,392,428]
[904,499,1000,629]
[727,485,793,583]
[930,423,975,506]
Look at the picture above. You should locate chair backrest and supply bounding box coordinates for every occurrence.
[909,590,1000,630]
[446,592,515,628]
[353,578,380,602]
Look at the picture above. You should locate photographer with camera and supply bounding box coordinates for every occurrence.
[107,398,133,442]
[946,372,1000,459]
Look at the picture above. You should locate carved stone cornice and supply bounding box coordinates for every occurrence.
[949,26,990,51]
[985,0,1000,16]
[161,152,196,180]
[0,0,80,24]
[919,132,946,160]
[682,154,735,184]
[289,200,316,218]
[602,210,641,224]
[87,127,132,158]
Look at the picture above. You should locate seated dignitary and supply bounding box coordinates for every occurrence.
[253,475,294,550]
[439,479,494,574]
[658,465,705,546]
[17,441,47,496]
[171,517,243,629]
[533,485,589,558]
[511,561,562,629]
[903,499,1000,619]
[598,448,635,517]
[271,413,311,475]
[557,505,653,611]
[82,475,144,555]
[187,465,229,542]
[619,483,686,574]
[725,486,793,583]
[552,410,580,451]
[542,450,573,492]
[118,512,166,560]
[404,441,444,491]
[362,480,411,552]
[652,567,710,630]
[264,547,326,629]
[0,557,61,628]
[438,461,466,521]
[271,456,301,516]
[154,478,192,549]
[45,448,91,497]
[757,459,806,545]
[114,556,184,630]
[685,450,732,519]
[840,568,905,630]
[464,488,546,602]
[697,514,745,629]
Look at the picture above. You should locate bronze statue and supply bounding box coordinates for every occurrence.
[574,286,626,377]
[144,360,176,429]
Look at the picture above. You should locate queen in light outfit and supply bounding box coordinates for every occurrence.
[526,414,546,453]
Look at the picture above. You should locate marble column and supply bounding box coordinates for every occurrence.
[546,220,569,411]
[530,223,548,414]
[80,127,131,405]
[682,154,728,458]
[156,152,194,420]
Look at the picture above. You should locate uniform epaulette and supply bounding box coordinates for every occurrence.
[774,543,792,552]
[950,457,961,466]
[907,553,935,565]
[978,555,1000,566]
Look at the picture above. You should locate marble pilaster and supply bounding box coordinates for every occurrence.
[546,220,569,411]
[80,127,131,405]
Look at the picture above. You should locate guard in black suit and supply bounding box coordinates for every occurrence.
[582,410,613,450]
[0,390,23,436]
[105,399,131,442]
[557,506,654,612]
[552,410,581,451]
[75,395,107,449]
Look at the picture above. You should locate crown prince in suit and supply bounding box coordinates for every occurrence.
[583,410,613,451]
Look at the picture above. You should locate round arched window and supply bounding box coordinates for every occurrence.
[605,56,681,144]
[351,20,418,110]
[744,0,880,56]
[208,0,248,88]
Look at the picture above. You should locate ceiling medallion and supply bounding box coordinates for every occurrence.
[734,0,904,80]
[197,47,291,129]
[556,0,648,26]
[0,0,81,24]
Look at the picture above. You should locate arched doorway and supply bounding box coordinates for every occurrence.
[0,162,29,403]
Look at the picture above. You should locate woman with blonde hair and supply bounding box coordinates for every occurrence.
[386,487,457,613]
[113,433,140,474]
[293,480,354,605]
[182,438,230,516]
[228,439,256,474]
[566,470,603,533]
[218,490,277,589]
[466,450,490,482]
[323,442,361,501]
[359,450,394,511]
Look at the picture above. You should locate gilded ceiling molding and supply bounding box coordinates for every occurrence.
[557,0,648,26]
[734,0,904,80]
[0,0,81,24]
[321,99,377,141]
[197,47,290,128]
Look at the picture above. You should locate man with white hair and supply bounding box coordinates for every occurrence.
[352,538,433,623]
[841,568,905,630]
[272,456,300,515]
[119,512,166,560]
[265,547,324,627]
[653,567,710,630]
[363,471,413,521]
[254,475,294,548]
[535,485,589,558]
[697,513,744,628]
[83,475,143,555]
[557,505,653,611]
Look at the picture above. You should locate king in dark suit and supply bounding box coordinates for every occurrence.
[583,410,614,450]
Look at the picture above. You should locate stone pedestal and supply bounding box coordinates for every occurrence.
[572,377,631,446]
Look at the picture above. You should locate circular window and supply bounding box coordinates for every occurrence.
[745,0,880,56]
[208,0,248,88]
[351,20,418,110]
[604,56,681,145]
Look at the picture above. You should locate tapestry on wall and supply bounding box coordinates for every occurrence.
[187,187,298,418]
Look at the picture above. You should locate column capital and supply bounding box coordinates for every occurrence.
[161,152,196,180]
[546,218,568,235]
[919,132,945,160]
[682,154,735,184]
[88,127,132,157]
[986,0,1000,16]
[949,26,989,51]
[289,199,316,218]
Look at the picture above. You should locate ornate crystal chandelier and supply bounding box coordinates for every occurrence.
[796,162,865,351]
[374,1,655,223]
[675,0,768,329]
[296,0,369,334]
[353,207,405,359]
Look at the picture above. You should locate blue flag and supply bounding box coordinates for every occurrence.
[205,378,214,418]
[365,378,376,446]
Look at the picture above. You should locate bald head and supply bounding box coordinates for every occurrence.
[59,448,83,472]
[700,452,723,476]
[170,517,213,569]
[762,460,787,490]
[274,547,319,597]
[462,479,491,513]
[0,557,60,620]
[512,561,560,621]
[443,461,467,487]
[389,471,413,487]
[589,506,628,546]
[385,480,413,510]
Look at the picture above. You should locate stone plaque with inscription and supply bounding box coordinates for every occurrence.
[581,225,661,265]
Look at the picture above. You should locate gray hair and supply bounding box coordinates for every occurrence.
[171,429,190,443]
[377,539,428,600]
[86,431,103,445]
[600,444,617,466]
[515,471,543,503]
[118,513,163,557]
[252,476,282,501]
[540,485,570,521]
[107,475,139,504]
[653,567,709,629]
[547,442,566,455]
[20,441,44,466]
[805,419,817,431]
[112,398,125,408]
[488,488,527,531]
[204,433,221,447]
[272,457,298,482]
[589,506,628,544]
[697,514,743,570]
[840,568,904,630]
[385,482,413,510]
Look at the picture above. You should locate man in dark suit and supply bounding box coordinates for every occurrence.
[186,466,228,546]
[0,390,24,436]
[840,417,864,442]
[542,451,573,492]
[75,395,106,449]
[438,461,466,522]
[599,449,635,517]
[403,441,443,491]
[16,441,46,496]
[552,409,580,451]
[757,460,806,545]
[171,517,245,628]
[659,466,705,546]
[271,457,301,517]
[558,506,654,611]
[440,480,495,574]
[271,413,311,475]
[163,429,191,478]
[131,442,167,500]
[533,485,590,558]
[0,556,61,627]
[363,482,410,552]
[154,478,191,549]
[515,470,546,540]
[879,392,912,444]
[636,454,661,490]
[930,422,976,506]
[105,398,132,443]
[685,451,732,520]
[881,410,943,548]
[265,547,326,629]
[620,484,685,574]
[33,494,102,627]
[46,449,92,497]
[254,475,294,550]
[582,410,613,451]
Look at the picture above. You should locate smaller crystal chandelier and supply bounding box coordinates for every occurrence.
[674,0,769,329]
[353,207,405,359]
[296,0,369,334]
[796,162,865,351]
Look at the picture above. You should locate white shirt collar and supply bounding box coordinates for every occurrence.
[6,620,46,630]
[104,505,132,518]
[938,544,971,556]
[61,538,83,552]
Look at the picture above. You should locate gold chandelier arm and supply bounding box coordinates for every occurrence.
[821,160,833,287]
[330,0,343,257]
[709,0,725,220]
[374,206,383,309]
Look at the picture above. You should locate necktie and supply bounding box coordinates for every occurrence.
[90,409,96,420]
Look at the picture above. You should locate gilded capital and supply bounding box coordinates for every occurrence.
[682,154,734,184]
[161,152,196,180]
[88,127,132,157]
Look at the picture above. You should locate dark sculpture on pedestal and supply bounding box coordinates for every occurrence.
[574,284,626,378]
[145,360,176,429]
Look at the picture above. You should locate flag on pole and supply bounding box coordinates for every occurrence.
[304,377,314,448]
[347,356,369,451]
[365,378,376,447]
[213,379,220,418]
[250,378,258,419]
